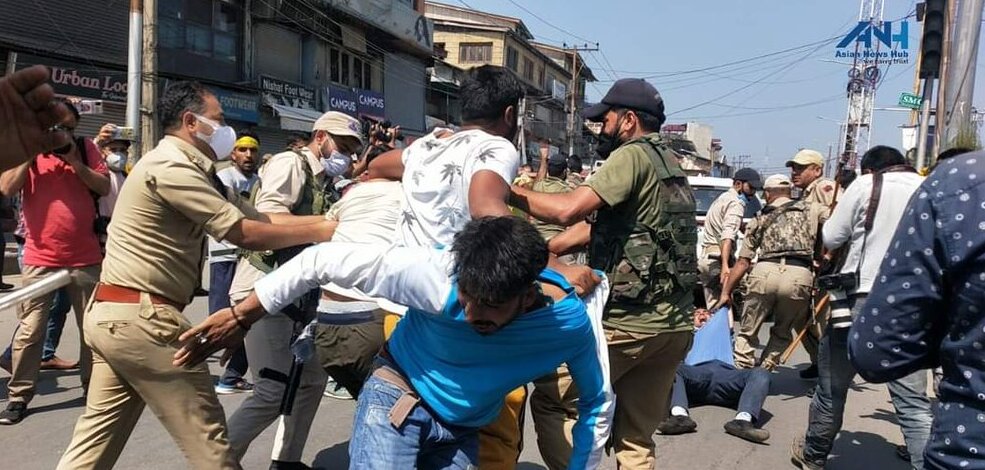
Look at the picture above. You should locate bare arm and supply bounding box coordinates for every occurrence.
[511,185,606,226]
[366,149,404,181]
[468,170,514,218]
[718,257,751,307]
[535,146,548,182]
[224,219,338,251]
[68,157,110,196]
[264,212,327,226]
[719,238,734,284]
[0,160,32,196]
[548,221,591,256]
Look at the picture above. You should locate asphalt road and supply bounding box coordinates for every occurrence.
[0,274,920,470]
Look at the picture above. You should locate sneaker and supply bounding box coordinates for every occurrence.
[657,415,697,435]
[323,378,353,400]
[790,436,825,470]
[895,444,911,462]
[0,402,27,425]
[799,364,819,380]
[40,355,79,370]
[215,380,254,395]
[724,419,769,443]
[269,460,312,470]
[0,282,14,292]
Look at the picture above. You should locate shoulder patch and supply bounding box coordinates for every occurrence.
[822,183,834,193]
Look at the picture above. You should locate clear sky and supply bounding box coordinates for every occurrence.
[450,0,985,174]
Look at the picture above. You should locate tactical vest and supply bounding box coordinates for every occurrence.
[755,200,815,260]
[244,150,329,273]
[588,136,698,307]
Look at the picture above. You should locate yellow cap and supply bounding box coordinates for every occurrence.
[785,149,825,168]
[235,136,259,149]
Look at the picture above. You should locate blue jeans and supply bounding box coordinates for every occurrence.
[349,363,479,469]
[671,360,771,421]
[208,261,248,386]
[804,295,932,469]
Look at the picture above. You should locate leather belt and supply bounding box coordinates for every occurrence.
[373,344,420,428]
[760,257,813,269]
[92,283,185,311]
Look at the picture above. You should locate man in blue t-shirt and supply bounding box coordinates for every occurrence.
[179,216,614,469]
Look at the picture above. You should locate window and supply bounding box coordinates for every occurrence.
[158,0,241,64]
[538,66,545,90]
[328,47,380,90]
[341,51,351,86]
[505,46,518,70]
[353,56,364,90]
[522,57,534,81]
[461,42,493,63]
[330,49,341,83]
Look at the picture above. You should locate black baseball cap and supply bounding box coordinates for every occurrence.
[584,78,665,122]
[733,168,763,189]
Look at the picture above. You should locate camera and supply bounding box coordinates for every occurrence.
[112,126,135,141]
[817,272,859,291]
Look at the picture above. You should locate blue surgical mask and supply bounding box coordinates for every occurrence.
[322,150,352,177]
[737,193,750,204]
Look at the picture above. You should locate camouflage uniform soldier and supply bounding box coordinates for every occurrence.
[512,78,696,469]
[697,168,761,309]
[787,149,840,378]
[719,174,828,370]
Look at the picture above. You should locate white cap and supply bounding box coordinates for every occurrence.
[312,111,363,143]
[764,174,792,189]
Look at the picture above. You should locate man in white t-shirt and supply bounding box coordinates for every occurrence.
[208,132,260,394]
[369,64,600,469]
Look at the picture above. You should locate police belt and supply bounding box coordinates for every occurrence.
[758,256,813,269]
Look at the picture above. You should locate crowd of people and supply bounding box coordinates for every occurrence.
[0,62,982,470]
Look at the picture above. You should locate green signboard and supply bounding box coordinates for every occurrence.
[899,92,922,110]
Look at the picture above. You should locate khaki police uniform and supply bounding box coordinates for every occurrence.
[802,177,840,208]
[698,187,745,308]
[732,196,828,370]
[225,148,329,463]
[531,133,696,470]
[58,136,260,469]
[530,176,585,266]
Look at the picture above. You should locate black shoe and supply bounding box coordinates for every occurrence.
[724,419,770,443]
[896,444,911,462]
[799,364,819,380]
[269,461,311,470]
[657,415,697,435]
[790,436,825,470]
[0,282,14,292]
[193,287,209,297]
[0,402,27,425]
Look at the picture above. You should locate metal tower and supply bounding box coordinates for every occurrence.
[840,0,886,170]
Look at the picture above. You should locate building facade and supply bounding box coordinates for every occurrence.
[424,1,595,161]
[0,0,433,156]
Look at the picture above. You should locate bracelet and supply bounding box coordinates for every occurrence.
[230,306,251,332]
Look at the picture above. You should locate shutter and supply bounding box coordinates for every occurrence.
[75,101,127,140]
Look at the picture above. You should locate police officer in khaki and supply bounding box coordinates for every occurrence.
[511,78,697,470]
[57,81,337,470]
[786,148,840,378]
[224,111,363,467]
[719,174,827,371]
[698,168,762,309]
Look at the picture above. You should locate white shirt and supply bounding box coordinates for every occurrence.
[822,171,924,294]
[397,128,520,248]
[208,166,259,264]
[98,170,126,219]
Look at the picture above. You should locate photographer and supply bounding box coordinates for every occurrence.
[793,146,932,470]
[0,99,109,425]
[93,124,133,246]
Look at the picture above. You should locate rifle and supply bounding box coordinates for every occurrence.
[779,151,851,365]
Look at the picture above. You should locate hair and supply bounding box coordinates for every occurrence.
[57,98,80,122]
[860,145,906,172]
[836,169,858,189]
[238,128,259,143]
[159,81,211,133]
[567,155,582,173]
[365,144,392,164]
[547,159,567,178]
[451,216,549,304]
[460,65,524,123]
[287,132,310,148]
[611,107,665,133]
[938,147,975,161]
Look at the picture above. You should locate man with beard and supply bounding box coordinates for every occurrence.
[208,131,261,394]
[510,77,697,469]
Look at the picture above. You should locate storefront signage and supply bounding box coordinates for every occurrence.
[208,86,260,123]
[16,54,127,102]
[259,75,317,110]
[325,85,386,120]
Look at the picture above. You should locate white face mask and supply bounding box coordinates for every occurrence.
[322,150,352,177]
[193,113,237,161]
[105,152,127,172]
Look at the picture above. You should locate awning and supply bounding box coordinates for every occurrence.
[269,103,324,132]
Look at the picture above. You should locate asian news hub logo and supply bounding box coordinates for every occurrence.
[835,20,910,65]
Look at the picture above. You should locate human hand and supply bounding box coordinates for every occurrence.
[95,123,116,147]
[173,307,247,368]
[553,264,601,296]
[313,219,339,242]
[717,292,732,309]
[61,141,84,167]
[0,66,76,171]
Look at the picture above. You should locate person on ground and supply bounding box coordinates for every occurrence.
[698,168,762,309]
[510,77,697,469]
[0,99,110,425]
[179,216,614,469]
[366,64,600,469]
[792,146,932,470]
[56,81,336,469]
[207,131,261,395]
[787,149,839,379]
[224,111,362,469]
[720,174,828,371]
[658,309,772,444]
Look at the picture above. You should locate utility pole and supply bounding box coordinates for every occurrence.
[517,97,527,163]
[140,0,158,158]
[126,0,143,158]
[933,0,956,155]
[564,43,598,157]
[4,51,17,75]
[941,0,984,151]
